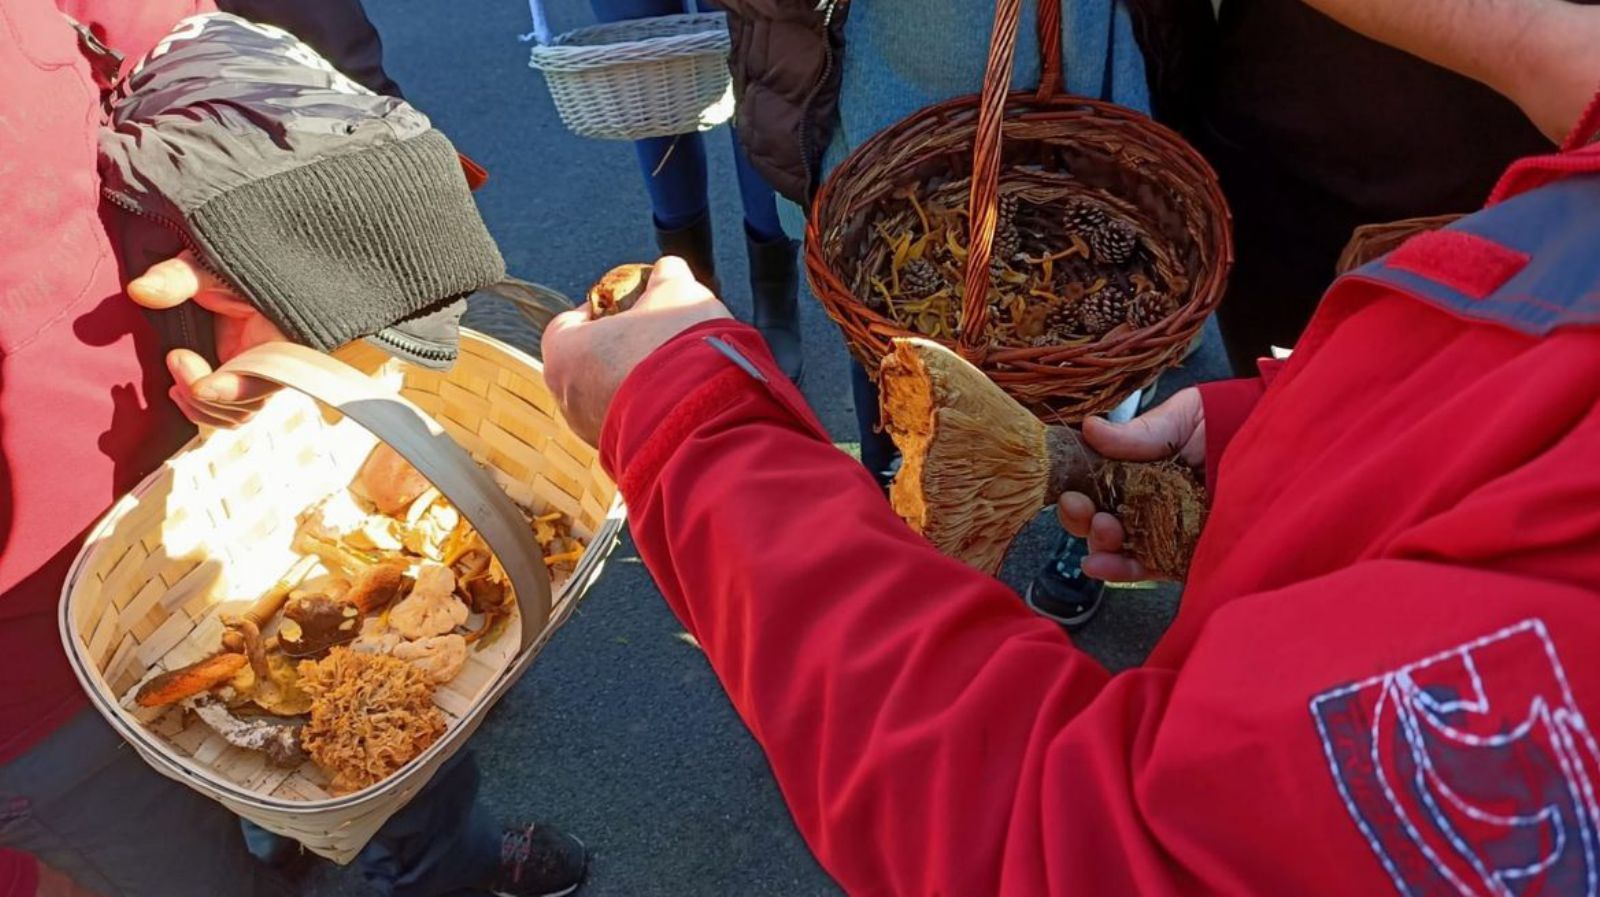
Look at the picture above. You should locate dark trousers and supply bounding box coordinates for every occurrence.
[589,0,786,242]
[0,710,503,897]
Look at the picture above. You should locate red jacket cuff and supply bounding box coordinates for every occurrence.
[1196,358,1287,488]
[599,320,828,494]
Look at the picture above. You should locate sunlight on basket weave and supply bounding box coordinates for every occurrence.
[60,332,623,864]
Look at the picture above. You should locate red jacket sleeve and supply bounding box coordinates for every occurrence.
[601,322,1600,895]
[1195,358,1285,488]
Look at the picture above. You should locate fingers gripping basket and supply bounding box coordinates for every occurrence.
[59,332,624,864]
[805,0,1233,423]
[525,0,733,141]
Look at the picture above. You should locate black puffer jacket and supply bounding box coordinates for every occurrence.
[97,12,502,368]
[718,0,849,204]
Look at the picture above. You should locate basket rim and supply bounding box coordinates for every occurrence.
[528,12,729,71]
[58,328,627,813]
[803,89,1233,413]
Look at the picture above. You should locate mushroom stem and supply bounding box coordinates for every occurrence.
[879,337,1208,577]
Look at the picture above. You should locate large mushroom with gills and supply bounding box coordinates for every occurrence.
[878,337,1209,578]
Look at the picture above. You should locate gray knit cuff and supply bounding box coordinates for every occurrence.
[188,129,504,361]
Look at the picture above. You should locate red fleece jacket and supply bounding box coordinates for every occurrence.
[0,0,207,764]
[602,158,1600,892]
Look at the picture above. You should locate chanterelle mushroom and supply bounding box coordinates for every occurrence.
[388,563,468,639]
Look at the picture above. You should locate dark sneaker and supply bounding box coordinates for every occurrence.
[493,824,588,897]
[1024,534,1106,631]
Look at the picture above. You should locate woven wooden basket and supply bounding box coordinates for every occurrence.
[805,0,1232,423]
[526,1,733,141]
[1336,212,1464,275]
[59,329,624,864]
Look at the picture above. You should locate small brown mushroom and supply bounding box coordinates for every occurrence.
[587,263,652,318]
[351,444,431,517]
[345,562,408,615]
[278,595,363,658]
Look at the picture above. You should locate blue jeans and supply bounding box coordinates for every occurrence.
[589,0,785,242]
[0,710,500,897]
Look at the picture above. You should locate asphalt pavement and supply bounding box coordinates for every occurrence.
[308,2,1232,893]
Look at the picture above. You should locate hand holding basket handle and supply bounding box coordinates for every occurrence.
[127,252,286,428]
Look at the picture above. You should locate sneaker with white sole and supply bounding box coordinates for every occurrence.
[492,823,588,897]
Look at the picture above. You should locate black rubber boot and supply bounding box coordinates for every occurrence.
[654,212,719,297]
[747,231,804,383]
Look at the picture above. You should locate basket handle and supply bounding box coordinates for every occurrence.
[958,0,1065,362]
[214,342,552,653]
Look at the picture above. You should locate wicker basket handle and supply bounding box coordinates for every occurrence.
[959,0,1065,362]
[216,342,553,653]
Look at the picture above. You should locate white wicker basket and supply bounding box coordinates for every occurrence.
[527,4,734,141]
[60,331,624,864]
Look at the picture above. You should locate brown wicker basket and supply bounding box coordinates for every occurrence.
[59,330,623,863]
[1336,213,1464,275]
[805,0,1232,423]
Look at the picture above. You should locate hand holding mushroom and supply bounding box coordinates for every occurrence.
[1055,388,1207,582]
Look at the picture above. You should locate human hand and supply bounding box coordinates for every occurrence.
[1057,387,1205,581]
[541,256,732,446]
[1498,3,1600,143]
[126,251,285,428]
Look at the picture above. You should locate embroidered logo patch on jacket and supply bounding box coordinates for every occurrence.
[1311,619,1600,895]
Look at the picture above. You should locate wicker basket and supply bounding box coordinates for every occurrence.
[59,329,624,864]
[805,0,1233,423]
[1336,213,1464,275]
[526,0,733,141]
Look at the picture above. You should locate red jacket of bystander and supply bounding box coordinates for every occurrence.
[0,0,208,764]
[601,120,1600,893]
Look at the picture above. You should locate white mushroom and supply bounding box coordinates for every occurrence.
[388,563,468,639]
[392,634,469,684]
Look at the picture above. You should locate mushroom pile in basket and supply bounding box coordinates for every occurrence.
[125,443,585,795]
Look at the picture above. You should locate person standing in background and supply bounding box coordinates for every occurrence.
[713,0,1154,631]
[0,4,587,895]
[1133,0,1600,371]
[584,0,805,382]
[216,0,404,96]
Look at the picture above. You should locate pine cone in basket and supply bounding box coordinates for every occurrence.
[1129,290,1176,329]
[994,194,1022,260]
[1080,283,1132,337]
[900,258,945,299]
[1044,297,1082,335]
[1064,200,1138,266]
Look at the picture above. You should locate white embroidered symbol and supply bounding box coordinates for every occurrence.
[1311,619,1600,896]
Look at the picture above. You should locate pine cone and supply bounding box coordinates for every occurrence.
[1128,290,1175,329]
[1064,199,1139,266]
[1044,297,1082,334]
[1080,284,1132,337]
[990,193,1022,266]
[1089,216,1138,266]
[998,190,1024,222]
[900,258,944,299]
[1063,199,1108,238]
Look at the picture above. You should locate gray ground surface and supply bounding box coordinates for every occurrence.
[307,3,1232,893]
